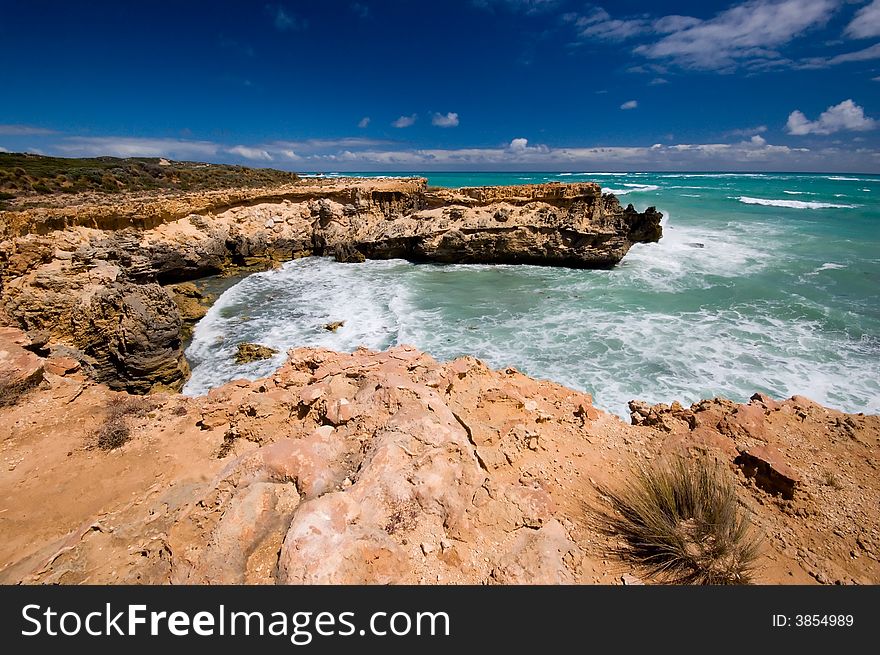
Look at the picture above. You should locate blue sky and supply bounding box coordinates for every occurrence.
[1,0,879,171]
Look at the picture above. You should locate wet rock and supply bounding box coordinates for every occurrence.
[234,343,278,364]
[169,282,213,323]
[333,243,365,263]
[323,320,345,332]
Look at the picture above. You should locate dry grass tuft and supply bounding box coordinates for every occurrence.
[599,455,760,585]
[95,395,159,450]
[820,469,843,490]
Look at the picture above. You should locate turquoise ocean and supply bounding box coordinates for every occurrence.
[184,172,880,418]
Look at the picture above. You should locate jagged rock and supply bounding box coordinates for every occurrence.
[735,444,801,499]
[235,343,278,364]
[323,320,345,332]
[333,243,365,263]
[169,282,212,322]
[345,184,662,268]
[44,355,80,376]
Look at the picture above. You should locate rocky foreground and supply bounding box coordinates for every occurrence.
[0,327,878,584]
[0,178,661,394]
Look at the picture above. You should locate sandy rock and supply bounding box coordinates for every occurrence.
[0,327,44,405]
[489,520,577,584]
[736,444,801,499]
[44,355,80,376]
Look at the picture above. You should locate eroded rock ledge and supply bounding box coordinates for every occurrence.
[0,179,661,392]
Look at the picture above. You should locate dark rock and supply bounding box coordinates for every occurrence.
[333,243,365,263]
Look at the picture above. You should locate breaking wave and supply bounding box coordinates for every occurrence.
[737,196,858,209]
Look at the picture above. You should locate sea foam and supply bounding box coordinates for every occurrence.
[737,196,858,209]
[602,184,660,195]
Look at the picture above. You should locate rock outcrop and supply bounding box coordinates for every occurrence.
[0,179,661,392]
[0,328,876,585]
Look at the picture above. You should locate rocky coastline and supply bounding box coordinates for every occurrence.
[1,177,877,586]
[0,178,661,393]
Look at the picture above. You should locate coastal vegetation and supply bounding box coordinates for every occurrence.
[600,455,760,585]
[94,395,159,451]
[0,153,298,203]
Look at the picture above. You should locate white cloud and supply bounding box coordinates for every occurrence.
[620,100,639,110]
[608,0,839,71]
[431,112,460,127]
[826,41,880,63]
[845,0,880,38]
[786,99,878,135]
[303,137,862,170]
[33,131,879,172]
[0,124,56,136]
[799,41,880,67]
[577,14,651,41]
[649,77,669,85]
[572,1,880,72]
[57,137,222,159]
[569,8,702,41]
[626,63,668,74]
[266,138,393,153]
[358,117,371,128]
[652,15,703,33]
[227,145,273,161]
[0,146,9,153]
[392,114,417,128]
[726,125,769,137]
